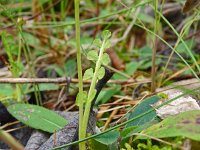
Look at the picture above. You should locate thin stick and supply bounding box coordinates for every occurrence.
[0,77,151,84]
[98,105,130,113]
[0,121,20,130]
[5,126,26,133]
[103,109,118,131]
[0,77,69,84]
[0,129,24,150]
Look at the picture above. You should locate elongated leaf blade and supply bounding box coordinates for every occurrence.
[140,110,200,141]
[126,95,160,127]
[8,104,68,133]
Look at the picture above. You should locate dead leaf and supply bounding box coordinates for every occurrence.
[183,0,200,13]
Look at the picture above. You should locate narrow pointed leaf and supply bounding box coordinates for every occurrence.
[140,110,200,141]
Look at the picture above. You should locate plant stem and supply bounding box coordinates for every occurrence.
[0,129,24,150]
[151,0,159,92]
[81,39,106,140]
[74,0,84,150]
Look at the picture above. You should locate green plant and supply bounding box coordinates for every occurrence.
[1,32,23,102]
[76,30,112,150]
[137,139,172,150]
[74,2,112,149]
[0,4,42,105]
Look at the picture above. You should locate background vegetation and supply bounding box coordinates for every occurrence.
[0,0,200,149]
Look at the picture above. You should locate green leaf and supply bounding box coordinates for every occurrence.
[104,40,111,49]
[122,118,160,137]
[95,130,120,145]
[112,73,127,80]
[126,95,160,128]
[95,85,121,105]
[1,32,19,56]
[139,58,162,70]
[89,137,118,150]
[157,93,169,99]
[89,89,97,102]
[138,46,152,57]
[80,36,93,45]
[89,139,110,150]
[125,62,139,76]
[93,39,102,48]
[28,84,59,93]
[76,91,87,106]
[83,68,94,80]
[87,50,98,61]
[51,65,64,76]
[120,117,161,148]
[102,30,111,40]
[97,67,105,80]
[138,13,154,24]
[0,84,14,98]
[140,110,200,141]
[121,126,138,137]
[12,61,24,75]
[22,32,40,46]
[7,104,68,133]
[102,53,110,65]
[65,58,77,77]
[176,40,196,56]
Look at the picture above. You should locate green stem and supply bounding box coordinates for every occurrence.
[18,26,42,105]
[151,0,159,92]
[82,39,106,140]
[74,0,84,150]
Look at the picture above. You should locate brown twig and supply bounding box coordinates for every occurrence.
[0,77,151,84]
[103,109,119,131]
[0,77,70,84]
[100,101,139,107]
